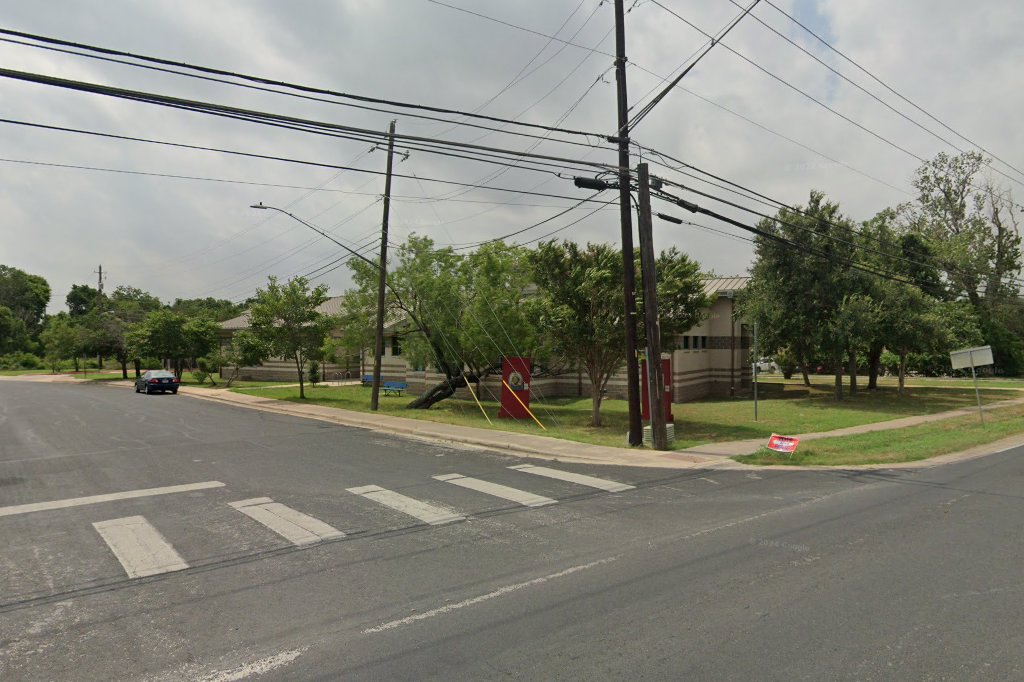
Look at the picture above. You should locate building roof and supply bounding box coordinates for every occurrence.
[702,276,749,298]
[220,295,347,331]
[220,294,408,332]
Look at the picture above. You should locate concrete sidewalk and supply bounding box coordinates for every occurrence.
[174,384,1024,471]
[8,374,1021,471]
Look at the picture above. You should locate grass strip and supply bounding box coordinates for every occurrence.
[734,404,1024,466]
[234,383,1022,451]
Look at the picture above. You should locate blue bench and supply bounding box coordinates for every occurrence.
[382,381,407,397]
[361,374,373,387]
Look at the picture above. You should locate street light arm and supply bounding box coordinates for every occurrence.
[250,203,379,269]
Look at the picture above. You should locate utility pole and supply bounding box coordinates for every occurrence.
[613,0,643,447]
[636,163,668,450]
[94,265,106,369]
[95,265,106,296]
[370,120,396,411]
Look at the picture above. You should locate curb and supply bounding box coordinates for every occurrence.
[100,380,1024,472]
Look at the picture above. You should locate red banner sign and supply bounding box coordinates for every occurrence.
[767,433,800,454]
[498,357,531,420]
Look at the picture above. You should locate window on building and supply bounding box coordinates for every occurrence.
[682,335,690,350]
[700,336,708,350]
[391,336,402,357]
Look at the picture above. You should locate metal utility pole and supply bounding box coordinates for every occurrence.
[636,163,668,450]
[370,120,396,411]
[95,264,105,295]
[613,0,643,446]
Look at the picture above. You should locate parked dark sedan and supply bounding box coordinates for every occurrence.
[135,370,180,394]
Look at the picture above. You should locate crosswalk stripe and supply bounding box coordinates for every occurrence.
[93,515,189,578]
[346,485,465,525]
[0,481,225,518]
[507,465,635,492]
[433,473,557,508]
[229,498,344,546]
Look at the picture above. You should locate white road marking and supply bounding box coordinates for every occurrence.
[364,556,619,634]
[433,473,556,507]
[0,481,225,518]
[228,498,344,546]
[508,465,635,493]
[699,477,721,485]
[346,484,465,525]
[92,516,189,578]
[194,648,306,682]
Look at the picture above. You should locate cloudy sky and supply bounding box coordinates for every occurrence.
[1,0,1021,312]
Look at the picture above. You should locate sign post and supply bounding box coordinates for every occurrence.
[949,345,993,425]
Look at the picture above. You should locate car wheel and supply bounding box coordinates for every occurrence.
[135,384,140,393]
[145,385,151,395]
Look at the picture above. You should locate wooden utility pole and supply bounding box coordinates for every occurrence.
[636,163,668,450]
[370,120,396,411]
[613,0,643,446]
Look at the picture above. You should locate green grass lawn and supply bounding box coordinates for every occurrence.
[758,373,1024,390]
[735,403,1024,466]
[0,369,56,376]
[235,381,1022,451]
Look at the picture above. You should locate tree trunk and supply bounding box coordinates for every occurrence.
[295,353,305,399]
[407,373,478,409]
[897,350,905,393]
[591,391,603,427]
[120,360,128,380]
[833,352,844,401]
[866,344,882,390]
[847,352,858,396]
[799,353,811,387]
[133,359,141,378]
[73,356,80,372]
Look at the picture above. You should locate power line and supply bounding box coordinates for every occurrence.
[761,0,1024,186]
[652,190,922,287]
[0,66,621,178]
[628,0,761,130]
[650,1,930,165]
[424,0,617,59]
[0,155,605,209]
[0,117,613,203]
[421,0,913,198]
[724,0,1024,192]
[0,27,608,143]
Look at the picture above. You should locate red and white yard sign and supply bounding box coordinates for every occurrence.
[766,433,800,454]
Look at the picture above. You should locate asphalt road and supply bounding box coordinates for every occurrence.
[1,380,1022,680]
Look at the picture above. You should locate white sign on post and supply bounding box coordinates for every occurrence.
[949,345,993,425]
[950,345,993,370]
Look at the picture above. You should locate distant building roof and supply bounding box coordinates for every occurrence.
[702,276,749,297]
[220,295,347,331]
[220,295,410,333]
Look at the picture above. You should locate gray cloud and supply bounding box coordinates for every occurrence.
[0,0,1020,311]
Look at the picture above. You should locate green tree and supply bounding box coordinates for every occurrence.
[740,191,860,398]
[170,297,245,322]
[110,286,163,323]
[66,283,102,318]
[530,240,709,426]
[40,313,79,372]
[0,305,30,354]
[129,310,218,379]
[212,330,270,387]
[248,276,333,399]
[0,265,50,344]
[340,236,538,409]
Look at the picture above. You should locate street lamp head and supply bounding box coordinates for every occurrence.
[250,202,267,209]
